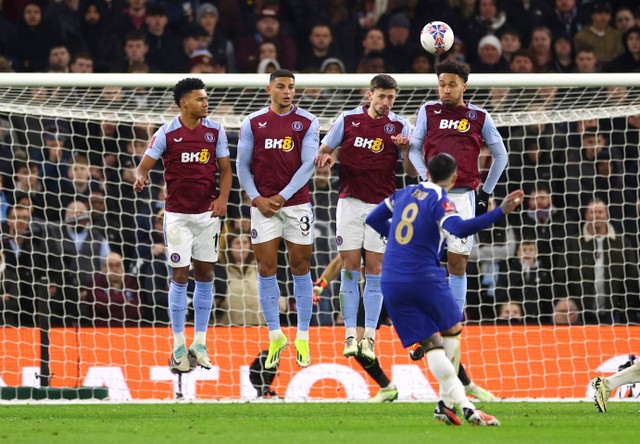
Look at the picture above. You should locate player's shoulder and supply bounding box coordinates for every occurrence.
[419,181,446,201]
[293,106,318,122]
[387,110,410,125]
[160,116,183,134]
[201,117,225,131]
[246,106,270,121]
[467,102,490,116]
[422,100,442,109]
[342,106,366,118]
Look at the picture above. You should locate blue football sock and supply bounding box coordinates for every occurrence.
[363,274,383,330]
[258,274,281,331]
[449,273,467,317]
[169,281,188,334]
[339,269,360,329]
[293,272,313,332]
[193,280,213,333]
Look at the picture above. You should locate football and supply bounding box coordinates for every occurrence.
[420,21,454,54]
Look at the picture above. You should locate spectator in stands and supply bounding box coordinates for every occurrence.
[215,232,266,326]
[460,0,507,65]
[495,238,554,324]
[87,251,141,326]
[48,44,71,72]
[1,200,64,326]
[473,34,510,73]
[189,48,225,73]
[507,132,553,194]
[320,57,346,73]
[383,13,416,73]
[42,0,87,56]
[498,26,523,63]
[144,3,182,73]
[356,51,386,73]
[197,3,236,73]
[410,51,434,74]
[80,0,123,73]
[121,30,152,72]
[298,22,337,73]
[510,50,535,73]
[0,176,8,224]
[172,23,210,73]
[574,44,600,73]
[605,26,640,72]
[500,1,551,48]
[0,1,16,58]
[235,6,297,73]
[10,1,60,72]
[565,199,640,324]
[115,0,148,37]
[359,27,385,59]
[11,162,46,221]
[573,1,622,65]
[257,58,280,74]
[41,125,72,196]
[139,208,170,325]
[496,301,524,324]
[553,297,581,325]
[60,154,103,207]
[550,34,576,73]
[529,26,554,71]
[614,6,636,34]
[546,0,583,39]
[326,0,361,72]
[70,52,94,73]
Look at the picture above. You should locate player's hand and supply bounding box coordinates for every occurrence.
[500,189,525,215]
[315,153,334,168]
[133,171,149,192]
[271,194,286,209]
[391,134,409,152]
[253,196,280,217]
[475,188,491,216]
[208,198,228,218]
[312,277,328,304]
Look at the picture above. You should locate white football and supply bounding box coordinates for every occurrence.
[420,21,454,54]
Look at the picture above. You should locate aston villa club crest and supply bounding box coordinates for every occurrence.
[466,110,477,120]
[292,121,303,131]
[384,123,395,134]
[251,229,258,239]
[336,235,343,246]
[170,253,181,263]
[205,132,215,142]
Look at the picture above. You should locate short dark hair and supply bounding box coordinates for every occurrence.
[435,58,470,83]
[269,69,295,82]
[370,74,397,91]
[173,77,206,106]
[427,153,457,182]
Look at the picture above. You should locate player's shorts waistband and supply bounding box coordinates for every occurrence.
[449,186,473,194]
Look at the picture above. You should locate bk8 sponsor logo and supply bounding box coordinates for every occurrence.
[181,149,211,163]
[354,136,384,153]
[439,119,471,133]
[265,136,294,151]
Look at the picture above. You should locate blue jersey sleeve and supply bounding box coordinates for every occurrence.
[408,105,428,180]
[442,207,504,238]
[236,117,260,201]
[145,127,167,160]
[215,125,230,158]
[320,113,346,149]
[279,117,319,201]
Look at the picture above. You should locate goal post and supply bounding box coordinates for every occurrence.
[0,73,639,401]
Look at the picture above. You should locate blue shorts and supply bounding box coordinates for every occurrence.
[380,277,461,348]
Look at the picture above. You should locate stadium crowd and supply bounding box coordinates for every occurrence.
[0,0,639,328]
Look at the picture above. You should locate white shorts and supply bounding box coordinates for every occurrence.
[250,203,314,245]
[164,210,221,267]
[336,197,386,253]
[445,190,475,255]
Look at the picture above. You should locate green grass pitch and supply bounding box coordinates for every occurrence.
[0,402,636,444]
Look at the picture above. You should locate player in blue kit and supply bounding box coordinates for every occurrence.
[366,153,523,426]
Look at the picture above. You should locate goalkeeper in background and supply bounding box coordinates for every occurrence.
[407,58,508,402]
[133,78,232,372]
[366,153,522,425]
[313,254,398,402]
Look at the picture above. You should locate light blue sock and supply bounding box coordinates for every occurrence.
[193,280,213,333]
[169,281,188,334]
[293,272,313,332]
[339,269,360,329]
[449,273,467,317]
[258,274,281,331]
[363,274,383,329]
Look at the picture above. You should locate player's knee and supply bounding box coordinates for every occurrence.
[257,261,277,276]
[420,333,443,352]
[171,267,189,284]
[447,254,468,275]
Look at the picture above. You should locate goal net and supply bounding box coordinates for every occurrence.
[0,73,639,401]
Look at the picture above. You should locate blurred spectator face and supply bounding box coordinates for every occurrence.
[553,298,578,325]
[125,39,148,62]
[517,242,537,265]
[591,10,611,29]
[388,25,410,46]
[127,0,146,12]
[585,200,609,228]
[479,0,497,21]
[65,201,90,230]
[411,54,433,73]
[615,8,635,33]
[626,30,640,56]
[229,234,252,264]
[49,46,70,68]
[360,55,385,73]
[89,191,106,214]
[511,54,534,72]
[71,56,94,73]
[529,188,551,211]
[70,161,91,183]
[581,133,605,159]
[309,25,332,51]
[500,32,521,56]
[498,302,523,320]
[84,4,100,24]
[362,29,385,53]
[7,206,30,236]
[198,11,218,35]
[479,43,501,64]
[256,16,279,39]
[553,37,573,59]
[259,42,277,61]
[555,0,575,14]
[183,36,209,57]
[323,62,344,73]
[24,3,42,27]
[145,13,168,35]
[575,50,597,73]
[104,252,125,284]
[531,29,551,54]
